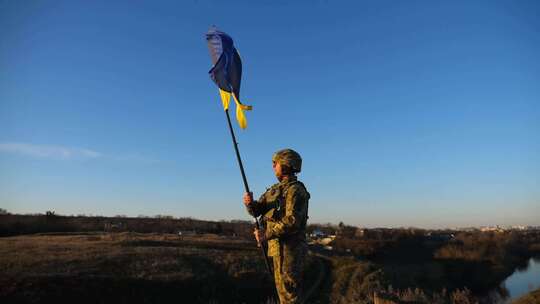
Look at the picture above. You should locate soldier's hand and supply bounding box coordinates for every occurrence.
[253,228,265,247]
[243,192,254,206]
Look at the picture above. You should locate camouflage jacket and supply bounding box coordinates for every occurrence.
[246,176,310,256]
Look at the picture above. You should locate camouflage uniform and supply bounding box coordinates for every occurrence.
[246,176,310,304]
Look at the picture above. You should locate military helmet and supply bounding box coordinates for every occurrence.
[272,149,302,173]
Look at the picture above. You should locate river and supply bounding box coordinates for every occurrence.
[501,257,540,302]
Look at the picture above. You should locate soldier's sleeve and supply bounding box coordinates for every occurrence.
[265,184,308,240]
[245,192,268,217]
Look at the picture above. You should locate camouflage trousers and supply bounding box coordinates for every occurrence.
[271,242,307,304]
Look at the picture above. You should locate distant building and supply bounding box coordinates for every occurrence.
[319,236,335,246]
[310,229,326,238]
[480,225,505,233]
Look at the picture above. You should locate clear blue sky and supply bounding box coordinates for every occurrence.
[1,0,539,228]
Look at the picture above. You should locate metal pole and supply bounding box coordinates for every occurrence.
[223,109,274,278]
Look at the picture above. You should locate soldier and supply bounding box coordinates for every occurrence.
[243,149,310,304]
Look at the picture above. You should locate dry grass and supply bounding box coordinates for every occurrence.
[3,230,538,304]
[512,287,540,304]
[0,232,274,303]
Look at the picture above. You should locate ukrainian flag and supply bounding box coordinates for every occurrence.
[206,27,252,129]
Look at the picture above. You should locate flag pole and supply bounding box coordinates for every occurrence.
[223,108,274,278]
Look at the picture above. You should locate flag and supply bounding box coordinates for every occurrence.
[206,26,252,129]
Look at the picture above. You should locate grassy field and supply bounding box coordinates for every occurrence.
[2,226,539,303]
[0,232,277,303]
[0,232,384,304]
[0,232,483,304]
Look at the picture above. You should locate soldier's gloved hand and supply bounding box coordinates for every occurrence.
[243,192,254,206]
[253,228,266,247]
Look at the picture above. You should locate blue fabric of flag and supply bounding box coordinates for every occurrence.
[206,27,242,101]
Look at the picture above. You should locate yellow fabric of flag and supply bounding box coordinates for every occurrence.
[219,89,252,129]
[233,92,252,129]
[219,89,230,110]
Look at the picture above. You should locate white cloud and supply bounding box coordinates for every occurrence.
[0,142,161,164]
[0,142,102,160]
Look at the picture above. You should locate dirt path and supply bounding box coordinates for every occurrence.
[304,251,329,301]
[305,252,368,304]
[343,263,365,302]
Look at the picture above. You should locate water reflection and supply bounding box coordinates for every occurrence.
[501,258,540,302]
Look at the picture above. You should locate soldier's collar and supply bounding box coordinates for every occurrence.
[279,175,297,186]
